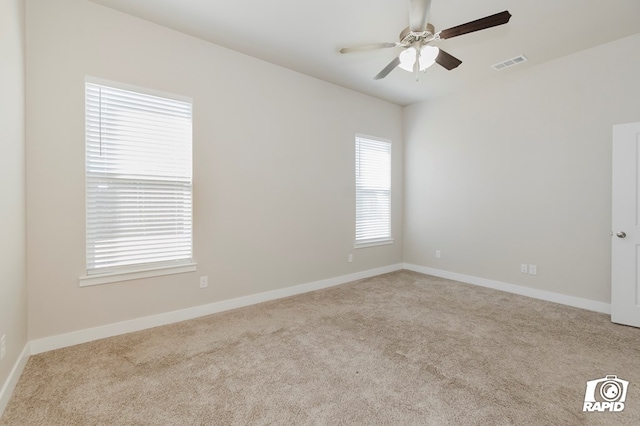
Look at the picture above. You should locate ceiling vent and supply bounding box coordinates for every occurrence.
[492,54,528,71]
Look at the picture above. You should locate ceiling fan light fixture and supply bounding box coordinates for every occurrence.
[419,45,439,69]
[398,45,440,73]
[398,47,417,72]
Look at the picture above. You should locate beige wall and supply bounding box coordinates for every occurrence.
[26,0,403,339]
[404,33,640,304]
[0,0,27,387]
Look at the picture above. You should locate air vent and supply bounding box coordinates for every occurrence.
[492,55,528,71]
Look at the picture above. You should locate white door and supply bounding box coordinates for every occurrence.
[612,122,640,327]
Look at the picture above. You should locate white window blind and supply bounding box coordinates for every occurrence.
[85,81,193,275]
[355,135,392,246]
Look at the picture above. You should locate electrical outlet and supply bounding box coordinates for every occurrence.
[348,254,353,263]
[1,334,6,360]
[199,276,208,289]
[436,250,441,259]
[520,264,528,273]
[528,264,538,276]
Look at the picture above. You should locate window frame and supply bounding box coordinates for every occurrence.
[354,134,394,249]
[80,77,196,287]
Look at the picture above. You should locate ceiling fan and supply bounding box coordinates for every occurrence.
[339,0,512,80]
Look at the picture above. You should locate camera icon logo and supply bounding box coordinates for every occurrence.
[583,375,629,412]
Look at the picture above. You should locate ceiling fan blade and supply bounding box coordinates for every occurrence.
[374,56,401,80]
[435,49,462,70]
[339,43,398,54]
[438,10,512,40]
[409,0,432,32]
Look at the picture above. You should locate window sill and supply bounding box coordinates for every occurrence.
[354,239,394,249]
[79,263,197,287]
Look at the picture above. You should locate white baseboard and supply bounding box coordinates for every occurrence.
[30,263,403,355]
[403,263,611,314]
[0,342,31,418]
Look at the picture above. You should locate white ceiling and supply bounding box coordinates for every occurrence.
[87,0,640,106]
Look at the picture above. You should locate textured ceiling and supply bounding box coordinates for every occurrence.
[88,0,640,106]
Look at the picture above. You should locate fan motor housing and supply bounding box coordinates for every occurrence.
[399,23,435,44]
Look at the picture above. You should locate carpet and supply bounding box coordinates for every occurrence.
[1,270,639,425]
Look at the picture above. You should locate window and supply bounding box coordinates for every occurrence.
[355,135,393,248]
[83,79,194,284]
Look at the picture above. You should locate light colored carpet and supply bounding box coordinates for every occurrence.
[2,270,639,425]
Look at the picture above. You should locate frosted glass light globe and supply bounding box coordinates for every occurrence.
[398,45,440,72]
